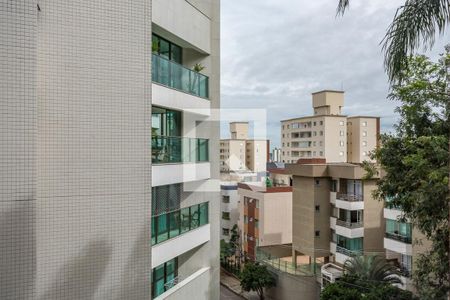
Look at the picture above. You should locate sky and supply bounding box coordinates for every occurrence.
[220,0,449,149]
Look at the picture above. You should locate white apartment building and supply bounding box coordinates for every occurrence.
[0,1,220,299]
[220,122,268,173]
[281,90,380,164]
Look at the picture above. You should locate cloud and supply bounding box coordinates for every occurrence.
[220,0,450,148]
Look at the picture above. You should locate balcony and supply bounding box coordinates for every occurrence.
[151,202,209,246]
[152,54,209,99]
[152,136,209,164]
[385,232,411,244]
[336,220,363,229]
[336,193,363,202]
[336,246,362,257]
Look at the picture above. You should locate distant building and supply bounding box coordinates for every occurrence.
[220,122,269,173]
[280,90,380,164]
[272,147,282,162]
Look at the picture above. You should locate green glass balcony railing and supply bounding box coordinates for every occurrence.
[152,54,209,99]
[151,202,209,245]
[152,135,209,164]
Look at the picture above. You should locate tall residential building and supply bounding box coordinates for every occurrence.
[286,160,385,287]
[271,147,282,162]
[220,122,269,173]
[1,1,220,299]
[281,90,380,164]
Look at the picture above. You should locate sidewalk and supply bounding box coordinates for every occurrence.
[220,268,259,300]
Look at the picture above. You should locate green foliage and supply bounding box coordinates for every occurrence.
[321,275,416,300]
[337,0,450,81]
[265,177,273,188]
[193,63,205,73]
[320,280,361,300]
[343,255,402,285]
[220,239,232,261]
[240,262,276,300]
[370,53,450,299]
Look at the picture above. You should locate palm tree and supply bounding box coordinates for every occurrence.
[337,0,450,289]
[343,255,402,285]
[337,0,450,82]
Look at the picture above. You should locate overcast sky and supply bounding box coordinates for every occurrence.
[220,0,449,149]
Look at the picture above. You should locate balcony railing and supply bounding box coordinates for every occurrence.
[336,193,363,202]
[151,202,209,245]
[152,135,209,164]
[385,232,412,244]
[336,246,362,257]
[336,220,363,229]
[152,54,209,99]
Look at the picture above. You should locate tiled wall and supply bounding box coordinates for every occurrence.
[0,0,37,299]
[1,0,152,299]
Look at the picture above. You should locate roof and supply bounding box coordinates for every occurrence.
[347,116,380,119]
[280,114,347,123]
[311,90,344,95]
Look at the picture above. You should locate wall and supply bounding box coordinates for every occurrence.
[0,1,37,298]
[261,192,292,246]
[265,269,320,300]
[363,180,385,256]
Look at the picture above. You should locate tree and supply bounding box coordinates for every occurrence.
[371,54,450,298]
[239,262,276,300]
[343,255,402,285]
[336,0,450,81]
[337,1,450,296]
[321,275,416,300]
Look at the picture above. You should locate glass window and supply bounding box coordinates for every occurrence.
[156,214,168,243]
[363,131,367,137]
[180,207,191,234]
[199,202,209,226]
[152,258,178,298]
[169,211,180,239]
[190,205,200,229]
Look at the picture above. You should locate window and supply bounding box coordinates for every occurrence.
[319,141,323,146]
[315,230,320,237]
[222,228,230,236]
[152,184,182,215]
[339,121,345,126]
[282,143,285,147]
[315,205,320,212]
[320,131,323,136]
[313,141,316,146]
[320,121,323,125]
[313,132,317,136]
[362,141,367,146]
[331,180,338,192]
[362,151,367,156]
[313,121,317,126]
[339,130,344,136]
[222,196,230,203]
[287,125,290,129]
[363,131,367,137]
[315,179,320,186]
[282,134,285,138]
[339,141,345,147]
[282,125,285,130]
[152,258,178,298]
[152,106,182,137]
[152,34,182,64]
[287,142,290,147]
[320,151,323,156]
[339,151,344,156]
[362,121,367,127]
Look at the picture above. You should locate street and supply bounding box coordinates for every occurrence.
[220,285,245,300]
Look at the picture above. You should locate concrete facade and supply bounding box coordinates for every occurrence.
[281,90,380,164]
[1,0,220,299]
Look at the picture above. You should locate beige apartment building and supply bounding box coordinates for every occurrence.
[220,122,269,173]
[237,181,293,260]
[286,160,385,284]
[281,91,380,164]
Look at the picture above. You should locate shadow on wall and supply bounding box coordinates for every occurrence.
[39,241,113,300]
[0,202,35,300]
[114,225,151,300]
